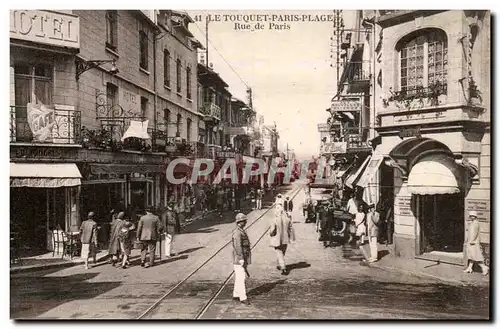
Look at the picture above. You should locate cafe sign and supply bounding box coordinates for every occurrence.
[10,10,80,49]
[330,97,362,112]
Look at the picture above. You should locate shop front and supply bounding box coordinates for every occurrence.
[355,134,482,264]
[10,162,82,253]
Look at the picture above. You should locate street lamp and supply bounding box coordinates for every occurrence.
[75,58,119,80]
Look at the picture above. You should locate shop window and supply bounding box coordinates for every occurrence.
[398,29,448,94]
[139,30,149,71]
[186,118,192,142]
[186,66,192,99]
[176,59,182,93]
[106,10,118,51]
[176,113,182,134]
[164,49,170,87]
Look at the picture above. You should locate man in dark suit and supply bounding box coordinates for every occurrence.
[137,207,162,268]
[284,196,294,218]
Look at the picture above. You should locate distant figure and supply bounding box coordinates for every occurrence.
[464,211,489,275]
[136,207,161,268]
[366,204,380,263]
[162,202,177,258]
[232,213,251,305]
[108,211,125,266]
[256,189,264,210]
[80,212,98,269]
[118,213,135,269]
[275,193,284,207]
[269,203,295,276]
[283,196,294,218]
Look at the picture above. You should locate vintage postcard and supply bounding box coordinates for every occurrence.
[9,9,490,320]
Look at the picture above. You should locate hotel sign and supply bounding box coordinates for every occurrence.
[321,142,347,154]
[10,10,80,49]
[330,97,362,112]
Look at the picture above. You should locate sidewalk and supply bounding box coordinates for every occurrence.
[359,243,490,287]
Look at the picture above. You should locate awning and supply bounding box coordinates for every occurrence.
[121,120,151,141]
[336,162,354,178]
[10,163,82,188]
[407,155,461,195]
[345,155,371,189]
[356,143,393,188]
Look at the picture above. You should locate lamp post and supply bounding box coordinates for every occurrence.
[75,58,119,80]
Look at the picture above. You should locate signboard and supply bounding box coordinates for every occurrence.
[10,10,80,49]
[13,146,78,160]
[321,142,347,154]
[395,196,413,217]
[399,127,421,139]
[466,199,490,222]
[120,89,141,114]
[27,103,55,142]
[330,97,362,112]
[216,151,236,159]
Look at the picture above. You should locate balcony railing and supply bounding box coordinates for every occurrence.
[200,102,222,120]
[343,61,371,83]
[344,127,370,150]
[384,82,448,109]
[10,105,81,144]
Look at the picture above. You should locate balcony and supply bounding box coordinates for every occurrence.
[344,127,370,151]
[200,102,221,121]
[383,82,448,111]
[343,61,371,84]
[10,105,81,145]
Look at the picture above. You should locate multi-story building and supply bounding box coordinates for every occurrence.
[9,9,203,253]
[365,10,491,264]
[320,10,490,265]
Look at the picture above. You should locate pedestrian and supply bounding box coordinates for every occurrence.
[108,211,125,266]
[256,188,264,210]
[136,207,161,268]
[249,188,256,210]
[269,203,295,276]
[232,213,251,305]
[284,196,293,218]
[366,204,380,262]
[217,187,225,217]
[80,212,98,269]
[355,204,367,247]
[275,193,284,207]
[464,211,489,275]
[162,201,177,258]
[118,213,135,269]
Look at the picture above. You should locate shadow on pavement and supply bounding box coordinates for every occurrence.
[286,262,311,273]
[11,272,120,319]
[378,250,390,260]
[128,254,189,267]
[177,246,205,255]
[248,279,286,297]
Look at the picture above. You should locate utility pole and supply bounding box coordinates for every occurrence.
[205,17,209,67]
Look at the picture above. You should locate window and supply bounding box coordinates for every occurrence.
[106,83,118,108]
[176,113,182,134]
[186,66,192,99]
[13,63,53,141]
[164,109,170,135]
[141,97,148,117]
[139,30,149,71]
[176,59,182,93]
[186,118,192,142]
[164,49,170,87]
[398,29,448,94]
[106,10,118,51]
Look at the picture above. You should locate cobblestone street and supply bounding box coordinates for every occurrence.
[10,184,489,320]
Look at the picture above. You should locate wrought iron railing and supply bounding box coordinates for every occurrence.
[10,105,81,144]
[344,127,370,149]
[385,82,448,108]
[343,61,371,83]
[200,102,222,120]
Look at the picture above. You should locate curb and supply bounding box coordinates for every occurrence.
[358,246,485,287]
[10,253,109,275]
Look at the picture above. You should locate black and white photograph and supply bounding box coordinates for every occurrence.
[7,8,491,320]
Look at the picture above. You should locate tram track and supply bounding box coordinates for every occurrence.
[137,184,303,320]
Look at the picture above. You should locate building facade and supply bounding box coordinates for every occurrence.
[9,9,203,252]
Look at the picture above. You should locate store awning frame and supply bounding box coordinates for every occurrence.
[407,154,461,195]
[345,155,371,189]
[356,142,394,188]
[121,120,151,141]
[10,163,82,188]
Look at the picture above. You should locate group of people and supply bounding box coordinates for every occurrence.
[79,202,179,269]
[231,193,295,305]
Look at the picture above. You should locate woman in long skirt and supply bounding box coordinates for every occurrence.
[464,211,489,275]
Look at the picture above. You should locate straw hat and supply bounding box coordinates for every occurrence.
[235,213,248,223]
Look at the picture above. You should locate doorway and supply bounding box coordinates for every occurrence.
[418,193,464,254]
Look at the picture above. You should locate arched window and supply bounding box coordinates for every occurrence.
[186,66,192,99]
[164,49,170,87]
[164,109,170,135]
[186,118,192,142]
[176,59,182,93]
[176,113,182,135]
[397,29,448,94]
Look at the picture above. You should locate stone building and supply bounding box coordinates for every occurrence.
[9,10,204,253]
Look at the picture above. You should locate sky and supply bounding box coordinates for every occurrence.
[187,10,346,160]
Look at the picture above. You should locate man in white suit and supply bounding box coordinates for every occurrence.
[269,203,295,276]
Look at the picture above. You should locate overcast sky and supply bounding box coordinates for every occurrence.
[188,10,347,160]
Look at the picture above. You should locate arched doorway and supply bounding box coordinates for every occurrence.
[389,137,467,258]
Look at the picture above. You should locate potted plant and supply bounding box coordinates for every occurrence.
[469,78,482,105]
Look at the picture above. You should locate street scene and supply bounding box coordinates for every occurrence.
[9,9,491,320]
